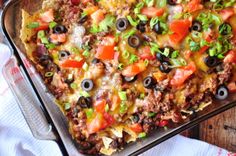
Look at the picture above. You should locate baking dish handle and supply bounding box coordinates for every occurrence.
[3,56,57,140]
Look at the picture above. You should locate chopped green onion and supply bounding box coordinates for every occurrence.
[118,63,124,70]
[79,90,90,97]
[85,108,94,118]
[45,43,56,50]
[139,93,145,99]
[150,42,159,54]
[170,58,187,68]
[118,91,127,101]
[41,37,49,44]
[123,29,136,39]
[171,50,179,59]
[127,16,139,27]
[137,14,148,21]
[99,14,115,32]
[150,17,159,29]
[134,2,144,14]
[26,22,39,29]
[122,50,130,59]
[148,112,156,117]
[189,40,200,52]
[45,72,54,77]
[164,126,168,130]
[158,0,167,7]
[81,11,88,18]
[145,0,154,7]
[105,104,109,112]
[37,30,45,39]
[49,21,57,29]
[82,49,90,58]
[89,24,100,34]
[129,54,139,64]
[144,59,149,66]
[219,23,232,35]
[119,102,128,114]
[138,132,147,138]
[172,13,182,19]
[70,83,78,89]
[64,103,71,110]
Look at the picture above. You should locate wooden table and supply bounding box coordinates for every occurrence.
[199,107,236,152]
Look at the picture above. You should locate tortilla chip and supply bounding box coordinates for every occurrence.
[20,10,37,62]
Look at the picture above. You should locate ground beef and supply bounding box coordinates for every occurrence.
[143,90,162,113]
[142,117,156,133]
[160,93,173,112]
[218,63,233,84]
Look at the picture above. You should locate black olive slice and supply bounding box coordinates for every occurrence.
[81,79,94,91]
[116,18,129,32]
[77,96,92,108]
[59,51,70,60]
[143,76,156,89]
[204,56,219,67]
[159,61,172,73]
[78,15,88,24]
[153,21,163,34]
[128,34,142,48]
[215,85,229,100]
[156,53,168,62]
[191,21,202,32]
[53,25,68,34]
[92,58,101,64]
[136,22,146,33]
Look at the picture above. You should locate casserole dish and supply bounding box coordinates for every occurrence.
[2,0,236,155]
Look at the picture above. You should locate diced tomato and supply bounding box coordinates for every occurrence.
[220,8,235,21]
[94,99,107,113]
[228,82,236,93]
[103,113,116,125]
[95,45,115,60]
[224,50,236,63]
[170,62,196,87]
[122,61,146,77]
[159,120,169,127]
[186,0,203,13]
[87,113,107,134]
[40,9,54,23]
[71,0,80,5]
[91,9,104,24]
[60,59,84,68]
[130,123,143,133]
[95,35,116,60]
[169,19,191,45]
[138,46,156,60]
[197,46,209,54]
[34,22,49,31]
[141,7,164,18]
[50,34,67,43]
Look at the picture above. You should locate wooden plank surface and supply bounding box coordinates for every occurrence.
[199,107,236,152]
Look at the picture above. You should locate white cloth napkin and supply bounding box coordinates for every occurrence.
[0,43,233,156]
